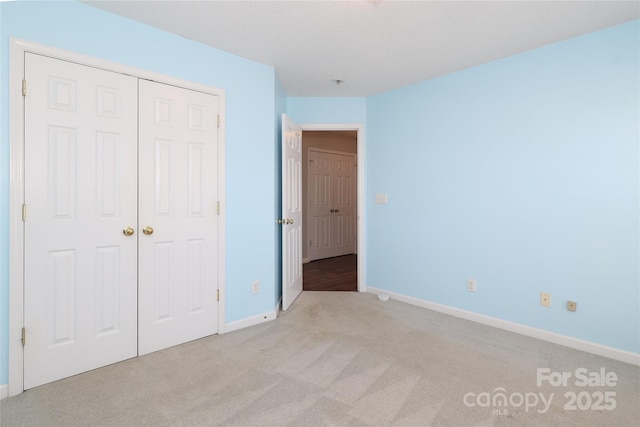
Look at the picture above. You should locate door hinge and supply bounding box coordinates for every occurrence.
[216,201,220,215]
[217,289,220,302]
[22,204,27,221]
[22,79,27,97]
[21,327,26,347]
[217,115,220,128]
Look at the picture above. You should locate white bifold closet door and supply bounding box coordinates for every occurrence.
[137,79,219,356]
[24,53,139,389]
[23,53,219,389]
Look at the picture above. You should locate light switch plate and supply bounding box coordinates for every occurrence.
[375,193,388,204]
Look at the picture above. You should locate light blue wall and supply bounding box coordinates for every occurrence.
[366,20,640,353]
[0,1,279,384]
[287,97,367,124]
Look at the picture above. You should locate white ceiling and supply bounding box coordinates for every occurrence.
[84,1,640,97]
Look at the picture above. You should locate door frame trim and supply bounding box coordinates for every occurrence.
[301,123,365,293]
[8,38,227,396]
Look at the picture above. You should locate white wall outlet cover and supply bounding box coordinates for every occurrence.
[467,279,477,292]
[378,293,390,302]
[540,292,551,307]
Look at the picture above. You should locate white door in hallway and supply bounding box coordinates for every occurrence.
[330,153,357,256]
[23,53,138,389]
[281,114,303,311]
[138,80,219,355]
[308,150,356,261]
[307,151,332,260]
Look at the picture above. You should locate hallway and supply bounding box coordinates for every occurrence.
[303,255,357,292]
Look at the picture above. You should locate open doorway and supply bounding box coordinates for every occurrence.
[302,130,358,292]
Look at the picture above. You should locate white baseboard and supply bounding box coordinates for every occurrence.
[222,308,278,334]
[0,384,8,400]
[303,258,310,264]
[367,286,640,366]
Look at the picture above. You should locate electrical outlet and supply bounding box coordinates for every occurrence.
[467,278,477,292]
[540,292,551,307]
[567,301,577,312]
[252,281,260,295]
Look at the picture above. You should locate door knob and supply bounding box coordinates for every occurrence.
[122,227,134,236]
[287,219,294,225]
[142,226,154,235]
[278,219,284,224]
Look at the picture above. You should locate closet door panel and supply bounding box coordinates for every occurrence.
[138,80,219,355]
[23,53,138,389]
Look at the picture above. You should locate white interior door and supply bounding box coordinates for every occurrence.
[281,114,303,311]
[23,53,138,389]
[138,80,219,355]
[308,151,333,260]
[331,153,357,257]
[308,150,356,261]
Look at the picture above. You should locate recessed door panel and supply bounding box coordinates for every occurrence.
[96,131,122,218]
[48,126,76,219]
[48,76,77,112]
[188,143,205,216]
[96,85,121,118]
[155,138,174,217]
[153,242,175,322]
[154,98,174,126]
[188,104,206,131]
[48,249,76,346]
[187,239,206,313]
[95,245,121,336]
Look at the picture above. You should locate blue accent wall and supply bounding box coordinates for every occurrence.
[366,20,639,353]
[287,97,367,124]
[0,1,279,384]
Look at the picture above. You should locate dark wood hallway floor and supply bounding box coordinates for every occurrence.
[303,254,357,292]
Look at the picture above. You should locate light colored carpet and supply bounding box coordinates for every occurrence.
[1,291,638,426]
